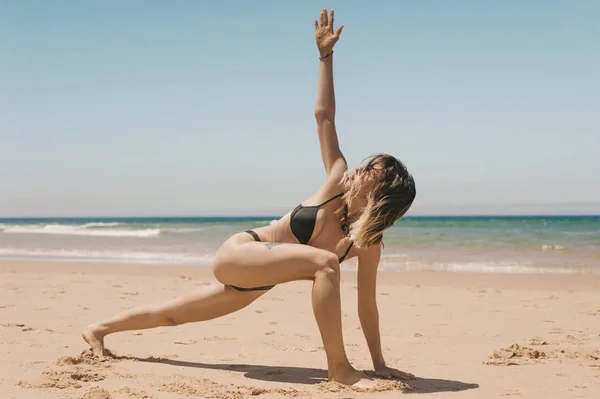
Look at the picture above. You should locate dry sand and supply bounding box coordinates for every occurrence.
[1,260,599,398]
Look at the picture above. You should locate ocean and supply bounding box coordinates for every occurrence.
[0,216,599,274]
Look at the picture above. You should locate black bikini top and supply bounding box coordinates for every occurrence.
[290,193,354,262]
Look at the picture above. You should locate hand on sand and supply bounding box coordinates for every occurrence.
[334,367,379,389]
[314,8,344,57]
[374,365,416,380]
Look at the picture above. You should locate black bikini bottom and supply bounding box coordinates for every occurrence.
[229,230,276,292]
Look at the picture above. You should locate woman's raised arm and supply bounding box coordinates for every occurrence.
[314,9,346,177]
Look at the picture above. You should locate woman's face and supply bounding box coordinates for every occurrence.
[348,163,384,202]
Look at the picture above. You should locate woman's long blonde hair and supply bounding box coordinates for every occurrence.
[341,154,416,248]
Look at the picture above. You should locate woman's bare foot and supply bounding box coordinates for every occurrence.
[82,325,107,357]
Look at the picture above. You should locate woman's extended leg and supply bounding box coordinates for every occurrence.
[82,282,265,356]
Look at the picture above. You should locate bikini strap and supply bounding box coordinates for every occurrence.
[317,193,344,208]
[338,242,354,263]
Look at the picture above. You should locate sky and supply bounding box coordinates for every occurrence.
[1,0,599,217]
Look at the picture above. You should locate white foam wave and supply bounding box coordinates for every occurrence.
[0,224,160,238]
[378,259,585,275]
[82,222,122,228]
[162,227,208,234]
[429,262,578,274]
[542,244,566,251]
[0,247,212,265]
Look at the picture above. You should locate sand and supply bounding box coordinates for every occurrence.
[1,260,599,398]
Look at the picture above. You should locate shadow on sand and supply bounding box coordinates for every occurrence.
[117,354,479,393]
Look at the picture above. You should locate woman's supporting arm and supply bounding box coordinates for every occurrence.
[357,246,386,369]
[358,246,417,380]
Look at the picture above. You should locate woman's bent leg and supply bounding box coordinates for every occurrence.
[214,238,373,387]
[82,282,265,356]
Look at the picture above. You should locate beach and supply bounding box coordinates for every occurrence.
[1,260,599,398]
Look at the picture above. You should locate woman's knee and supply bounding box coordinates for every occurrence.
[321,251,340,270]
[314,252,340,280]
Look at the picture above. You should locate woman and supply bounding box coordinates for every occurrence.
[83,8,416,387]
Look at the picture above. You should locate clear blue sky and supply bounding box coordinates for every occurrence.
[1,0,599,216]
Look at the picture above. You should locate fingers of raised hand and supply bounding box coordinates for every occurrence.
[335,24,344,38]
[320,9,328,28]
[329,9,335,32]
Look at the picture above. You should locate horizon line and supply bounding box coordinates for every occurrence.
[1,213,599,219]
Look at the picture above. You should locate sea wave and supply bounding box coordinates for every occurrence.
[428,261,578,274]
[161,227,209,234]
[377,259,588,274]
[82,222,122,228]
[0,247,212,265]
[0,224,160,238]
[541,244,567,251]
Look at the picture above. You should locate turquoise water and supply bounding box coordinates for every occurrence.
[1,216,599,274]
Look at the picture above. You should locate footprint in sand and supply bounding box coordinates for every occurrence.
[20,366,106,390]
[484,344,546,366]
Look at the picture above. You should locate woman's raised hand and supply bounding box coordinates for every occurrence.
[314,8,344,57]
